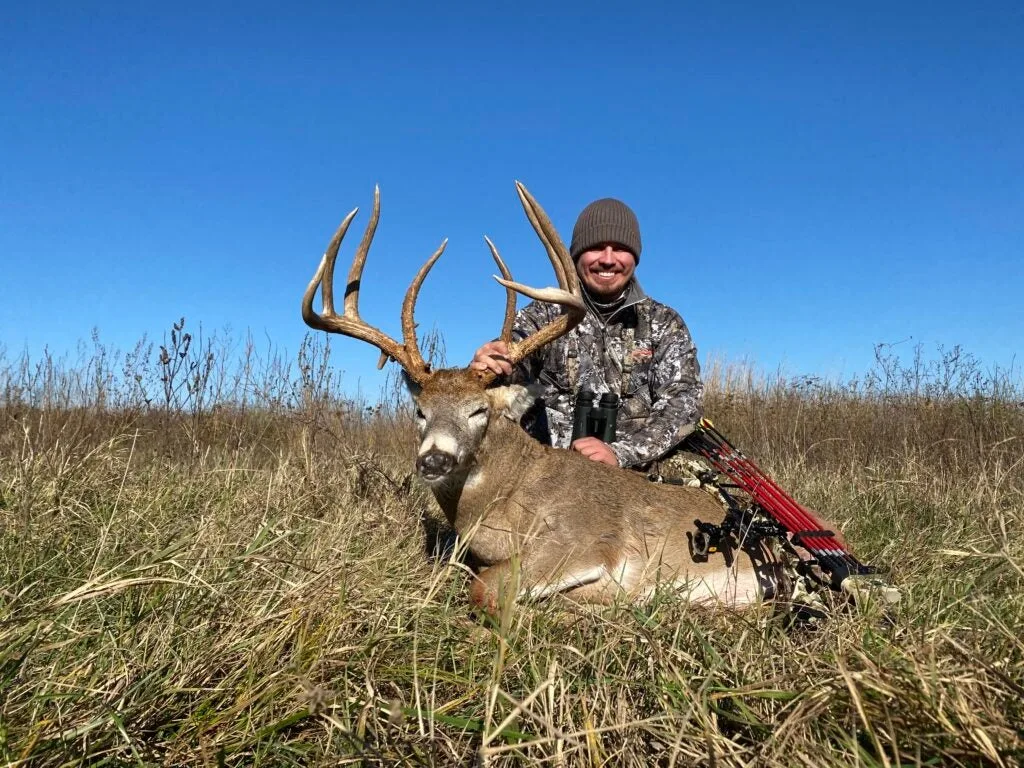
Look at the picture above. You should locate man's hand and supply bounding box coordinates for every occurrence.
[570,437,619,466]
[470,340,513,377]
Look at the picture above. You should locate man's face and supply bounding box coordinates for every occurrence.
[575,243,636,301]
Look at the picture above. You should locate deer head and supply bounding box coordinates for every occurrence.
[301,182,585,485]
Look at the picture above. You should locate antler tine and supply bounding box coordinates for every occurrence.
[475,183,586,386]
[400,238,449,371]
[301,188,433,384]
[497,280,585,365]
[484,236,516,344]
[315,207,359,318]
[515,180,579,296]
[341,185,382,319]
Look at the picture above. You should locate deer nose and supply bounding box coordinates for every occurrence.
[417,450,454,479]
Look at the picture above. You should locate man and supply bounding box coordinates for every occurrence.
[470,196,704,469]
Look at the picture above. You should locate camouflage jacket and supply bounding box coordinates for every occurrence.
[508,279,704,468]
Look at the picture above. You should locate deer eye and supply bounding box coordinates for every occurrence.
[415,408,426,420]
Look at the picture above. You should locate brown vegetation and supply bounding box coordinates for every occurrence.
[1,324,1021,766]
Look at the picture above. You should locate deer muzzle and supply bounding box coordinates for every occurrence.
[416,449,456,481]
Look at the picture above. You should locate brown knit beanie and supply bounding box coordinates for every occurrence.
[569,198,642,263]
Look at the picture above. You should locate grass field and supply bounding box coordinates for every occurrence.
[1,326,1022,766]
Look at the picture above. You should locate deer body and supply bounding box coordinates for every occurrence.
[302,182,783,613]
[411,371,783,611]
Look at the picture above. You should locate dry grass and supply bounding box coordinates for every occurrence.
[1,325,1022,766]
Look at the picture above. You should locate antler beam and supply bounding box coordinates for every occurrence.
[301,186,444,385]
[475,182,586,385]
[302,182,583,388]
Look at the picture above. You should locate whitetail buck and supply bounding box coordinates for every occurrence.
[302,183,783,613]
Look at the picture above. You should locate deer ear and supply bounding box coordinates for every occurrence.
[488,384,537,421]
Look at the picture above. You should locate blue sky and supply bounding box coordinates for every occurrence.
[2,2,1021,398]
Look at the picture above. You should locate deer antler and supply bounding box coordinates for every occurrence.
[476,182,586,385]
[301,186,444,385]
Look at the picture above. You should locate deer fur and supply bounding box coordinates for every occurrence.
[408,369,784,613]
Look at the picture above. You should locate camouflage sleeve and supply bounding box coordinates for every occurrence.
[610,308,704,468]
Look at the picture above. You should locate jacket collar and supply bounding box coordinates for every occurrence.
[582,278,647,324]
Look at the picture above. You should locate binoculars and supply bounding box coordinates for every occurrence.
[570,389,620,443]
